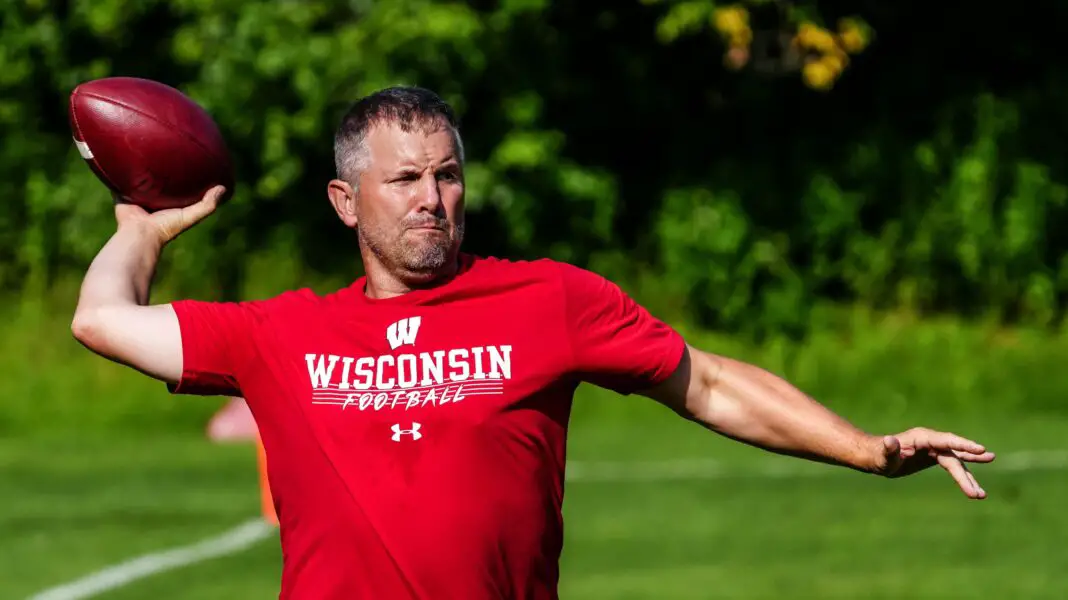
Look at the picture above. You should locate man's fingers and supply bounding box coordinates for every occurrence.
[965,470,983,496]
[938,433,986,454]
[936,453,979,497]
[952,450,997,463]
[936,452,986,499]
[923,431,987,455]
[182,185,226,225]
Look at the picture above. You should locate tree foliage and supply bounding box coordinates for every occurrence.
[647,0,873,90]
[2,0,1068,338]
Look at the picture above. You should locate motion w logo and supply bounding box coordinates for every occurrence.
[387,317,421,350]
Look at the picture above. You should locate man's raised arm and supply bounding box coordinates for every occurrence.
[639,345,996,499]
[70,186,225,384]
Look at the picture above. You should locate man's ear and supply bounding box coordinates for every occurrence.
[327,179,359,229]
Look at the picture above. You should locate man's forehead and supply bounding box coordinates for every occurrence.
[365,120,459,164]
[365,119,454,145]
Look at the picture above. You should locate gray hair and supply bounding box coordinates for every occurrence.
[333,86,465,189]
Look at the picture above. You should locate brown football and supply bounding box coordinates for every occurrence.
[68,77,234,212]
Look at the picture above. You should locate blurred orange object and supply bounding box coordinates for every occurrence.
[207,397,278,526]
[256,432,279,526]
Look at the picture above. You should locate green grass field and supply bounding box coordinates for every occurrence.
[3,296,1068,599]
[5,406,1068,599]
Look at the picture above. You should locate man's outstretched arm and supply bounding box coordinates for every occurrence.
[71,187,225,384]
[639,344,995,498]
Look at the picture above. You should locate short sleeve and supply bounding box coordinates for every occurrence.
[168,299,258,397]
[558,263,686,395]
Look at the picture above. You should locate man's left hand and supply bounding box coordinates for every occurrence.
[872,428,996,499]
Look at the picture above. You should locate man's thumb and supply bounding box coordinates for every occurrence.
[882,435,900,456]
[183,185,226,225]
[878,435,902,475]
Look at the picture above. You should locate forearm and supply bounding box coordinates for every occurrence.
[70,223,184,382]
[76,224,163,311]
[691,354,879,473]
[72,224,164,351]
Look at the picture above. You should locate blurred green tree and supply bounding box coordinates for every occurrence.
[2,0,1067,340]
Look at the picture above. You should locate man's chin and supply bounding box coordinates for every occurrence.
[400,246,455,276]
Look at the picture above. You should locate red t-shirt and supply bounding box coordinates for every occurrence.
[170,254,685,600]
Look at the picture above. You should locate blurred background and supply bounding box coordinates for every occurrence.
[3,0,1068,598]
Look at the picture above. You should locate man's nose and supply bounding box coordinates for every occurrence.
[415,172,444,214]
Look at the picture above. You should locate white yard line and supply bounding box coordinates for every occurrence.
[26,519,274,600]
[26,449,1068,600]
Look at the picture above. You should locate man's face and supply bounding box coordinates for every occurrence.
[354,121,465,280]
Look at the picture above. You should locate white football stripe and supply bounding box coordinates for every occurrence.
[73,138,94,160]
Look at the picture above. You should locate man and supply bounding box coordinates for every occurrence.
[71,86,995,599]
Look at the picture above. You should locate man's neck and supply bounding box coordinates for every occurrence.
[361,255,460,300]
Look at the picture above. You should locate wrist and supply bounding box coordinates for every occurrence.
[856,433,888,475]
[116,220,167,253]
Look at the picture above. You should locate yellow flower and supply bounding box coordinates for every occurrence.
[821,50,848,75]
[729,27,753,47]
[796,22,837,53]
[713,6,749,37]
[838,18,870,53]
[803,60,836,90]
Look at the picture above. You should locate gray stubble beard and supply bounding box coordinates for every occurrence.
[358,218,464,278]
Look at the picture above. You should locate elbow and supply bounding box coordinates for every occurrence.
[682,351,728,422]
[686,354,760,429]
[71,309,107,352]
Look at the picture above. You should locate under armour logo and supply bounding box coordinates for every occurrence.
[387,317,421,350]
[391,422,422,442]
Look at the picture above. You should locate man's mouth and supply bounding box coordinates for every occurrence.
[407,223,446,232]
